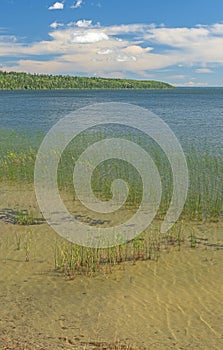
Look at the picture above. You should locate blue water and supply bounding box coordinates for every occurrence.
[0,88,222,151]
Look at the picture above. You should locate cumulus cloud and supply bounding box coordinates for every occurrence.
[75,20,92,28]
[71,0,83,9]
[116,55,137,62]
[48,2,64,10]
[1,22,223,82]
[72,32,109,43]
[143,26,210,47]
[97,49,113,55]
[50,21,64,29]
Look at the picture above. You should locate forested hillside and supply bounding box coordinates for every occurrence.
[0,71,173,90]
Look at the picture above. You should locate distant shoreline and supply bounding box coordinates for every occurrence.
[0,71,174,90]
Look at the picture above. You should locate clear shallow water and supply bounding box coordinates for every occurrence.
[0,89,222,224]
[0,88,222,151]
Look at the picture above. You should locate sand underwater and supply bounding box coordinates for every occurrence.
[0,184,223,350]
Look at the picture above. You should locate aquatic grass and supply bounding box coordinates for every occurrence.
[15,232,21,250]
[0,128,222,223]
[54,223,184,278]
[184,146,223,221]
[0,149,36,183]
[0,208,43,225]
[15,210,35,225]
[24,230,33,262]
[12,229,34,261]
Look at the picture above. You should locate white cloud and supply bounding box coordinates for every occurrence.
[116,55,137,62]
[1,22,223,82]
[97,49,113,55]
[143,26,210,47]
[50,21,64,29]
[168,75,185,79]
[75,20,92,28]
[71,0,83,9]
[182,81,209,87]
[48,2,64,10]
[0,35,17,43]
[204,23,223,35]
[72,32,109,43]
[196,68,213,73]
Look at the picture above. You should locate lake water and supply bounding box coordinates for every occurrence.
[0,89,223,349]
[0,88,222,152]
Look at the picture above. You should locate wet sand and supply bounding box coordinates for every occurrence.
[0,185,222,349]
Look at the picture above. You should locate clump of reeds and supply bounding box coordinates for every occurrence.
[54,223,184,278]
[0,208,43,225]
[14,229,33,262]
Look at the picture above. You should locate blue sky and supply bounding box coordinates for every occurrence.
[1,0,223,85]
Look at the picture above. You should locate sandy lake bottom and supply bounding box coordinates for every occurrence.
[0,184,222,350]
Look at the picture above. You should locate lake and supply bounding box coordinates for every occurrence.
[0,87,222,223]
[0,88,222,152]
[0,88,222,349]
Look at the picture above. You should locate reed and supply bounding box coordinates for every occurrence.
[0,129,222,222]
[54,223,184,278]
[0,208,40,225]
[24,230,33,262]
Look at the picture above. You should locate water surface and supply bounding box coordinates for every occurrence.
[0,88,222,151]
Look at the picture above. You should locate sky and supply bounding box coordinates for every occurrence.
[1,0,223,86]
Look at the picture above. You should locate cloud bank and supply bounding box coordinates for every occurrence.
[1,21,223,84]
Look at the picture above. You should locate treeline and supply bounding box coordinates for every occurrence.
[0,71,173,90]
